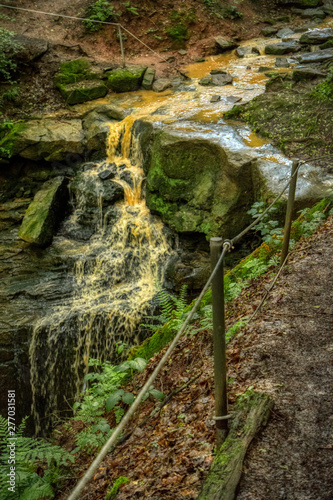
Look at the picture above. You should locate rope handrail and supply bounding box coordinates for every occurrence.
[0,4,172,65]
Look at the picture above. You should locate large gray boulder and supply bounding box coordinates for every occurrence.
[2,119,86,162]
[18,177,68,246]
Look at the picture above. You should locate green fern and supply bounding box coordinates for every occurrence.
[0,416,74,500]
[141,284,188,333]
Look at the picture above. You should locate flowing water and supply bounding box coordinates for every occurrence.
[29,116,173,434]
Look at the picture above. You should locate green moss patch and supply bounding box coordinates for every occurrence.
[106,65,147,93]
[0,121,29,159]
[57,80,108,105]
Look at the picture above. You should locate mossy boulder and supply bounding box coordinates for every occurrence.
[54,58,108,104]
[54,58,99,86]
[143,126,254,239]
[0,122,29,160]
[18,177,69,246]
[5,119,86,162]
[57,80,108,105]
[106,65,147,92]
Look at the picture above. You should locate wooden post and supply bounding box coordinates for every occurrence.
[280,160,299,266]
[118,25,125,68]
[210,237,228,448]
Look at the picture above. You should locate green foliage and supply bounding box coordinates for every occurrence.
[54,59,96,86]
[123,2,139,16]
[0,87,20,107]
[0,120,14,158]
[72,356,163,454]
[221,6,243,19]
[311,66,333,102]
[0,416,73,500]
[297,208,326,237]
[141,284,188,334]
[0,28,23,81]
[247,201,283,245]
[106,476,129,499]
[85,0,119,32]
[166,24,188,43]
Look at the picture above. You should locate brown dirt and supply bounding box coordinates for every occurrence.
[0,0,298,118]
[56,216,333,499]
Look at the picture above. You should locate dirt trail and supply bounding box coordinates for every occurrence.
[233,217,333,499]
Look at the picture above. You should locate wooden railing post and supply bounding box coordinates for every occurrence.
[280,160,299,265]
[118,25,125,68]
[210,237,228,448]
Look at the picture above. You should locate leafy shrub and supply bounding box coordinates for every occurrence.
[247,201,283,245]
[222,6,243,19]
[311,66,333,102]
[0,28,23,81]
[85,0,119,32]
[0,416,73,500]
[0,86,19,106]
[72,357,163,453]
[141,284,188,334]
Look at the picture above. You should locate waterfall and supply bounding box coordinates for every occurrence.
[29,117,173,435]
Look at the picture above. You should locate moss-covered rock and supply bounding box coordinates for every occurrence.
[18,176,68,246]
[107,65,147,92]
[57,80,108,105]
[4,118,86,162]
[54,58,98,86]
[143,126,254,239]
[54,58,108,104]
[0,122,29,160]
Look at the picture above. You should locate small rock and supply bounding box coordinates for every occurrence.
[226,96,242,104]
[297,48,333,63]
[195,57,206,62]
[210,95,221,102]
[235,46,260,58]
[265,41,302,55]
[210,68,227,75]
[166,56,176,63]
[301,8,326,18]
[178,49,187,56]
[98,167,117,181]
[277,27,295,38]
[215,36,238,52]
[152,78,173,92]
[142,67,156,90]
[275,57,290,68]
[258,66,274,72]
[261,26,278,37]
[199,73,233,86]
[300,28,333,44]
[292,67,326,81]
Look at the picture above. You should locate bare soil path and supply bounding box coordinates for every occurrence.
[234,217,333,499]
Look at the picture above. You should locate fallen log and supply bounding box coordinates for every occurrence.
[197,390,273,500]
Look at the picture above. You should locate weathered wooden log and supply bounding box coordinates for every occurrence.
[197,390,273,500]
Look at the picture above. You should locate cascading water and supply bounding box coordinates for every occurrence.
[29,116,173,435]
